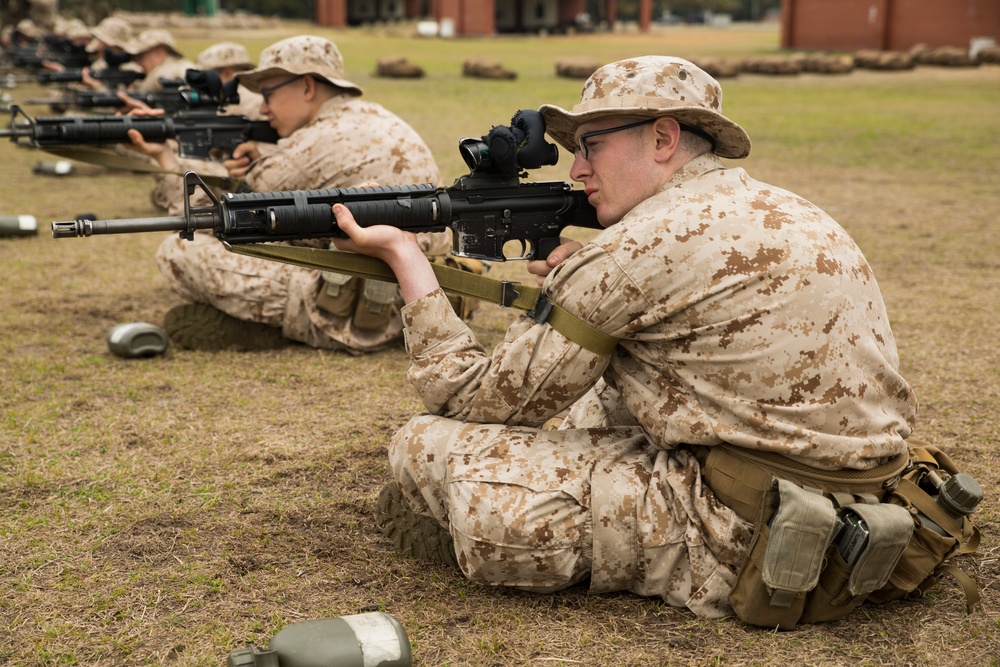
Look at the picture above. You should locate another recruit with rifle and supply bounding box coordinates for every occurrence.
[0,70,279,161]
[22,78,186,113]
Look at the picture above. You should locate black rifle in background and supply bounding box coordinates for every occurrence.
[23,77,214,115]
[51,110,602,262]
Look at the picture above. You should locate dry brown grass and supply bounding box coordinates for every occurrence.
[1,20,998,667]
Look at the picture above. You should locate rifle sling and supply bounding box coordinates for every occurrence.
[37,145,245,191]
[225,242,620,356]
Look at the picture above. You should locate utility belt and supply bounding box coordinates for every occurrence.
[695,442,982,629]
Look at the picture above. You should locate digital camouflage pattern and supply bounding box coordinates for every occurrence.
[133,55,195,93]
[238,34,362,97]
[391,413,752,617]
[156,92,449,352]
[539,55,752,159]
[86,16,132,53]
[196,42,254,72]
[393,152,916,614]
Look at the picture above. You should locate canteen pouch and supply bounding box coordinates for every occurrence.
[315,271,358,318]
[799,502,912,624]
[867,444,981,610]
[729,479,840,630]
[353,279,398,331]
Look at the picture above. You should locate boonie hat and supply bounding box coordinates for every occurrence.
[86,16,132,53]
[126,29,183,58]
[539,55,751,159]
[62,18,92,42]
[197,42,255,72]
[15,19,41,39]
[237,35,362,97]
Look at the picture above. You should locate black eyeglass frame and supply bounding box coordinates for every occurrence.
[259,75,305,104]
[574,117,718,158]
[574,118,655,159]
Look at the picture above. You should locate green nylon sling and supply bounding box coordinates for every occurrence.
[224,242,620,356]
[37,145,245,191]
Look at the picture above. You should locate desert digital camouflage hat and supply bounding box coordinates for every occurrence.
[197,42,255,72]
[15,19,41,39]
[126,29,183,57]
[86,16,132,52]
[61,18,92,42]
[237,35,362,97]
[539,55,751,159]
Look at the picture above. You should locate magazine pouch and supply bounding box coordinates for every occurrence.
[729,479,839,630]
[353,279,398,331]
[799,502,912,624]
[315,271,358,318]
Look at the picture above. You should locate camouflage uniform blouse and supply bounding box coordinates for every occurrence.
[134,56,195,92]
[402,154,916,470]
[246,94,439,192]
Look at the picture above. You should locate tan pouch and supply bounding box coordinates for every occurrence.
[315,271,358,318]
[353,279,398,331]
[799,502,912,624]
[729,479,840,629]
[868,445,981,606]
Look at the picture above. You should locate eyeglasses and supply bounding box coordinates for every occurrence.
[574,118,656,159]
[259,75,304,104]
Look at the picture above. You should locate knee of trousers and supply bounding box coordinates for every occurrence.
[387,414,459,489]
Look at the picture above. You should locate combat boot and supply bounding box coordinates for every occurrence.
[376,482,459,570]
[163,303,289,351]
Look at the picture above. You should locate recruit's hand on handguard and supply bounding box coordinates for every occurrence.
[125,126,179,170]
[331,187,439,305]
[117,93,161,114]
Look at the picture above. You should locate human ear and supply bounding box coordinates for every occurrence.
[651,117,682,157]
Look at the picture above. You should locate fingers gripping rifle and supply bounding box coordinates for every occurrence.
[51,110,602,262]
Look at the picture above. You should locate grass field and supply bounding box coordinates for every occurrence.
[1,18,999,666]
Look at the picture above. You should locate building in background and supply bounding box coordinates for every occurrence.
[781,0,1000,51]
[315,0,658,36]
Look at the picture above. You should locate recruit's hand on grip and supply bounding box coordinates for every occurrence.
[223,141,259,179]
[526,238,583,287]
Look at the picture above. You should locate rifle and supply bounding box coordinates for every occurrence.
[18,67,146,88]
[1,41,93,71]
[1,103,280,160]
[23,79,219,115]
[51,110,602,262]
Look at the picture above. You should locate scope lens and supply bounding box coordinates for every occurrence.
[459,138,490,172]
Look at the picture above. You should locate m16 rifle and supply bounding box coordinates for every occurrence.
[1,96,279,160]
[24,69,228,115]
[51,110,602,263]
[20,66,146,89]
[1,40,93,71]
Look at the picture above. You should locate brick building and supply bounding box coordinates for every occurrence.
[315,0,657,36]
[781,0,1000,51]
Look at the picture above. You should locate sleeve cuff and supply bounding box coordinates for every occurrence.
[401,288,470,356]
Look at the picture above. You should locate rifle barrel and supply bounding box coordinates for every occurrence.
[51,215,203,238]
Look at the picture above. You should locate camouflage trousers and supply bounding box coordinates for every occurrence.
[156,232,405,353]
[389,415,754,618]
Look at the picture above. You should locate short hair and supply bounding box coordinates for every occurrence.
[679,128,713,157]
